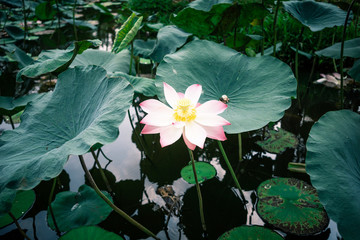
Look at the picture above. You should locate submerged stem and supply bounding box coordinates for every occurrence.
[187,149,207,232]
[217,141,246,204]
[78,155,159,239]
[9,211,31,240]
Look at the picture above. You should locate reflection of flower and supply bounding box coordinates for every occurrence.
[140,83,230,150]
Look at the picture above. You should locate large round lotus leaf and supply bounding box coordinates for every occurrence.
[218,225,283,240]
[70,49,134,74]
[133,39,156,58]
[171,0,233,36]
[0,190,35,228]
[47,185,112,232]
[155,40,296,134]
[16,39,101,82]
[306,110,360,240]
[149,25,192,63]
[180,162,216,184]
[256,178,329,235]
[283,0,349,32]
[0,93,46,116]
[256,128,298,154]
[110,72,157,97]
[315,38,360,59]
[0,66,133,214]
[60,226,123,240]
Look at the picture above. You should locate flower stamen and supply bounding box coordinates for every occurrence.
[173,98,196,122]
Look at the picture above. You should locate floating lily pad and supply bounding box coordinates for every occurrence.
[315,38,360,59]
[256,178,329,235]
[283,0,349,32]
[48,185,112,232]
[156,40,296,134]
[149,25,192,63]
[256,128,298,154]
[16,39,102,82]
[0,66,133,214]
[0,190,35,228]
[218,225,283,240]
[181,162,216,184]
[306,110,360,240]
[112,13,143,54]
[60,226,124,240]
[349,59,360,82]
[0,93,47,116]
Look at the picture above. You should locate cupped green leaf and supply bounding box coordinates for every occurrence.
[256,128,298,154]
[283,0,349,32]
[112,13,143,54]
[133,39,156,58]
[290,46,313,59]
[155,40,296,134]
[0,66,133,214]
[0,190,35,228]
[349,59,360,82]
[181,162,216,184]
[149,25,192,63]
[171,0,233,36]
[16,39,101,82]
[48,185,112,232]
[256,178,329,235]
[70,49,134,74]
[1,44,34,68]
[4,25,25,40]
[110,72,157,97]
[59,226,124,240]
[315,38,360,59]
[0,93,46,116]
[218,225,284,240]
[306,110,360,240]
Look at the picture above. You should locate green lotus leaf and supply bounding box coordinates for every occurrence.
[110,72,157,97]
[171,0,233,36]
[306,110,360,240]
[0,190,35,228]
[0,38,17,45]
[149,25,192,63]
[112,13,143,54]
[283,0,349,32]
[256,178,329,235]
[349,59,360,82]
[256,43,282,57]
[35,1,57,20]
[4,25,24,40]
[16,39,102,82]
[256,128,299,154]
[133,39,156,58]
[315,38,360,59]
[0,93,47,116]
[70,49,134,74]
[0,188,16,216]
[155,40,296,134]
[290,46,313,59]
[218,225,284,240]
[47,185,112,232]
[0,66,133,214]
[59,226,124,240]
[64,19,97,30]
[1,44,34,68]
[181,162,216,184]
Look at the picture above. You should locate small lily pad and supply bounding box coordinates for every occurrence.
[47,185,113,232]
[180,162,216,184]
[256,128,299,154]
[0,190,36,228]
[218,225,284,240]
[256,178,329,235]
[59,226,124,240]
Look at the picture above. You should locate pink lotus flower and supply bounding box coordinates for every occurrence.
[140,83,230,150]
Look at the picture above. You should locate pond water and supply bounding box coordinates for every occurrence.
[0,93,343,239]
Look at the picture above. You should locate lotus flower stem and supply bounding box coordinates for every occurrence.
[8,115,15,129]
[187,149,207,232]
[48,177,61,235]
[72,0,78,41]
[90,148,113,194]
[79,155,159,240]
[238,133,242,163]
[295,26,305,110]
[332,29,338,72]
[308,31,322,84]
[21,0,27,45]
[8,211,31,240]
[273,0,281,57]
[340,0,356,109]
[217,141,246,203]
[129,41,134,75]
[55,0,61,46]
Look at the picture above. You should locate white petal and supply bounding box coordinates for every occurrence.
[196,100,228,115]
[195,114,230,126]
[184,122,207,149]
[159,125,183,147]
[140,112,173,126]
[141,125,163,134]
[183,133,196,150]
[201,125,227,141]
[140,99,173,114]
[184,84,202,105]
[163,82,179,109]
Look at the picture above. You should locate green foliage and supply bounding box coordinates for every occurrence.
[180,162,216,184]
[60,226,124,240]
[256,128,299,154]
[315,37,360,59]
[218,225,283,240]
